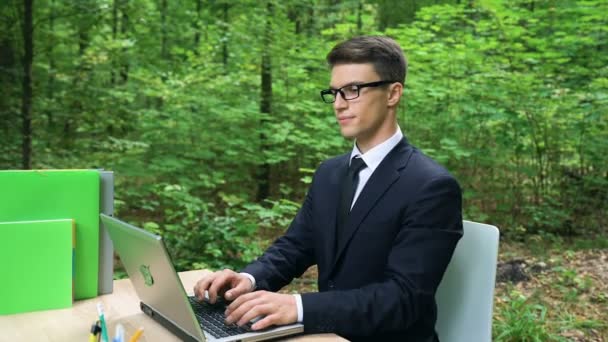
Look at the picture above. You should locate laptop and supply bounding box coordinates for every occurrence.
[101,214,304,342]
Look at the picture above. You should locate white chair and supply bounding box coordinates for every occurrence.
[435,220,500,342]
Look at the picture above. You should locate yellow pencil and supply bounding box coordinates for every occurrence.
[128,328,144,342]
[89,321,101,342]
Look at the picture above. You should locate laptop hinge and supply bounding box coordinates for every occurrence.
[141,301,201,342]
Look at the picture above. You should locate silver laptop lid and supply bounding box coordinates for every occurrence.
[101,214,304,342]
[100,214,205,341]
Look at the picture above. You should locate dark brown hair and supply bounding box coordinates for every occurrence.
[326,36,407,84]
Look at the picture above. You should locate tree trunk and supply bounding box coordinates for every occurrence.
[111,0,118,85]
[194,0,202,52]
[160,0,168,60]
[307,2,314,36]
[21,0,34,169]
[287,3,301,35]
[157,0,168,109]
[63,17,91,148]
[46,0,55,128]
[257,1,273,201]
[120,8,129,83]
[222,2,229,68]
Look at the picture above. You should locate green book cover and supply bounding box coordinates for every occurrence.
[0,170,99,299]
[0,219,75,315]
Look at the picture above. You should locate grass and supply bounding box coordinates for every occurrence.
[493,289,559,342]
[491,237,607,341]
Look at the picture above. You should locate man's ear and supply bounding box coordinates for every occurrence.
[387,82,403,107]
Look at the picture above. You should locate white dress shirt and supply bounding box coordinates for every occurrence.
[349,127,404,208]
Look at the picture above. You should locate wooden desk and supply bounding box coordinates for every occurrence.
[0,270,345,342]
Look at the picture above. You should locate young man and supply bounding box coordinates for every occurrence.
[194,36,463,342]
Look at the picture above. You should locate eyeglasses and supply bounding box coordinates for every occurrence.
[320,80,397,103]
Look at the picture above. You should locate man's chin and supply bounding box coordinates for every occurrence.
[339,128,356,140]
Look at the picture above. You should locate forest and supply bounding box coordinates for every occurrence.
[1,0,607,340]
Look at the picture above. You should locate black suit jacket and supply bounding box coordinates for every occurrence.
[242,138,463,341]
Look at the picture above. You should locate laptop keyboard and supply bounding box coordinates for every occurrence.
[188,296,253,338]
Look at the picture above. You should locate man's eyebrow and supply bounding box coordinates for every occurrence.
[329,81,363,89]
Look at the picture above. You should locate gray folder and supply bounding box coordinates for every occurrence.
[99,171,114,294]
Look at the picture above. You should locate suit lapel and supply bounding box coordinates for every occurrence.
[324,154,350,266]
[330,138,413,272]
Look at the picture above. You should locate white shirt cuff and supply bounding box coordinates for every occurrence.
[293,294,303,323]
[239,272,256,291]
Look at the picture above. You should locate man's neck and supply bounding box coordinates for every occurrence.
[355,122,399,154]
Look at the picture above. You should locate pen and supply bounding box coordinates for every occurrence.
[97,303,110,342]
[128,327,144,342]
[113,323,124,342]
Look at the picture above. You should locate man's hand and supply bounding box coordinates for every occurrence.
[193,269,253,304]
[225,291,297,330]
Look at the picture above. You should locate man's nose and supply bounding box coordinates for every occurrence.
[333,92,348,109]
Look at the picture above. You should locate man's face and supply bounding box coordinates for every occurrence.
[330,63,395,149]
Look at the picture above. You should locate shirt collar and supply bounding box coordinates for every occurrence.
[350,126,404,172]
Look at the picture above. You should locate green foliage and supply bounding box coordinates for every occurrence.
[387,0,608,235]
[113,269,128,280]
[120,183,262,271]
[243,199,301,231]
[494,290,562,342]
[572,237,608,250]
[555,313,606,334]
[495,286,606,341]
[551,266,593,302]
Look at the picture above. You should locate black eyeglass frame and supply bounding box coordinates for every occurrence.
[320,80,399,103]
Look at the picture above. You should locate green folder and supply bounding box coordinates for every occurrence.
[0,219,75,315]
[0,170,99,299]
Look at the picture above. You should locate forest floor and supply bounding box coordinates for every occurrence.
[277,237,608,341]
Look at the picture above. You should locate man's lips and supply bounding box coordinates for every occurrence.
[338,115,355,124]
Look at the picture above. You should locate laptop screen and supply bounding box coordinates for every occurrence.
[101,214,205,340]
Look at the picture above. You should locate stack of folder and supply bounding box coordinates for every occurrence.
[0,170,100,315]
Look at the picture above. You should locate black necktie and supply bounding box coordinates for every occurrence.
[336,157,367,245]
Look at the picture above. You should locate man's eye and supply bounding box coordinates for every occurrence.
[343,85,358,94]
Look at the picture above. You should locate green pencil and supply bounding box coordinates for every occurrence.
[97,302,110,342]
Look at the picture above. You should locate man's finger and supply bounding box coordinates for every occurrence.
[210,270,235,303]
[235,300,267,326]
[208,273,229,304]
[225,279,251,300]
[193,275,214,300]
[226,291,260,314]
[225,295,264,324]
[251,313,278,330]
[237,303,272,327]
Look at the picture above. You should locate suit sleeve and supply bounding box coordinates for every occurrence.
[240,184,316,291]
[301,175,463,336]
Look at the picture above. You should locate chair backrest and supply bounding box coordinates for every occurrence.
[435,220,500,342]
